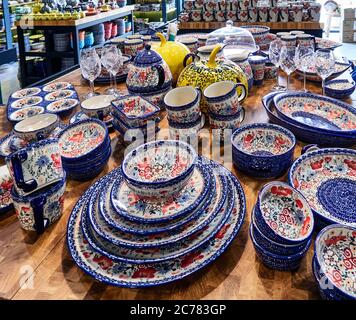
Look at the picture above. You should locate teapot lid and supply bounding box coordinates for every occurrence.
[134,44,162,65]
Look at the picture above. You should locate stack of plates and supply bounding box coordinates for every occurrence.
[67,140,246,287]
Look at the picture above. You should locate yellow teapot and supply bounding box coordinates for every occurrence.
[152,33,190,85]
[177,45,248,111]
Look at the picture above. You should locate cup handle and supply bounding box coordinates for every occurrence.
[239,106,246,124]
[152,64,165,88]
[30,195,47,235]
[301,144,320,155]
[97,110,104,121]
[235,83,247,102]
[183,53,197,68]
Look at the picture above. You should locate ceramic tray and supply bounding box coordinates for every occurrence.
[289,148,356,228]
[7,83,79,122]
[262,91,356,147]
[67,160,246,287]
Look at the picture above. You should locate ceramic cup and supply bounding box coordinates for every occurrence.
[290,4,303,22]
[215,10,226,22]
[258,7,269,22]
[179,37,198,52]
[250,0,258,7]
[11,174,66,234]
[204,0,217,12]
[279,5,289,22]
[6,138,64,196]
[218,0,227,11]
[0,165,13,213]
[164,86,202,123]
[248,55,268,85]
[183,0,194,10]
[281,35,297,50]
[179,12,190,22]
[240,0,250,10]
[248,7,258,23]
[269,7,280,22]
[238,10,248,22]
[13,113,59,142]
[203,10,215,22]
[230,0,238,10]
[296,34,315,50]
[204,80,246,115]
[81,94,115,121]
[226,10,238,21]
[191,9,202,22]
[124,39,144,57]
[309,3,321,22]
[195,0,204,9]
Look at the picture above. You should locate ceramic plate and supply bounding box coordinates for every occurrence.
[67,163,245,287]
[273,92,356,133]
[88,163,227,249]
[46,98,79,114]
[0,133,13,157]
[11,87,41,99]
[43,82,72,92]
[289,148,356,227]
[315,224,356,299]
[296,61,350,82]
[315,37,342,50]
[10,96,43,109]
[44,89,75,101]
[110,164,211,223]
[8,106,45,122]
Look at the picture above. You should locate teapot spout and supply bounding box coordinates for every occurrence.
[207,45,221,69]
[156,32,167,47]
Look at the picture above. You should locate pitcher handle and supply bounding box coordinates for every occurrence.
[30,195,47,235]
[152,64,165,88]
[235,83,247,102]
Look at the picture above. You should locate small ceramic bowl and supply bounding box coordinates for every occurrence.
[13,113,59,142]
[250,222,310,271]
[121,140,197,198]
[11,87,41,99]
[46,98,79,116]
[255,181,314,245]
[44,89,75,101]
[42,81,72,92]
[81,95,115,120]
[11,96,43,109]
[324,79,356,99]
[9,106,45,123]
[231,123,296,178]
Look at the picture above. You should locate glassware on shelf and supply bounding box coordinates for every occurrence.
[101,44,123,97]
[314,49,335,96]
[295,44,315,92]
[279,46,297,91]
[80,47,102,99]
[268,39,286,91]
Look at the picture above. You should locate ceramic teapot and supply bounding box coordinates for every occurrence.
[126,44,172,95]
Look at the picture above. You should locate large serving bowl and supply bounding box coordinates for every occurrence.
[289,148,356,228]
[324,79,356,100]
[273,92,356,135]
[255,181,314,245]
[314,224,356,300]
[231,123,296,178]
[121,140,197,198]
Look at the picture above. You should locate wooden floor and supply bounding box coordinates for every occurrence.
[0,69,355,300]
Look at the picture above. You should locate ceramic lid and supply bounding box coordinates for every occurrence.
[134,44,162,65]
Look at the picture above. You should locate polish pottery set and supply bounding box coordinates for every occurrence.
[250,181,314,271]
[67,140,246,287]
[313,224,356,300]
[58,119,111,181]
[6,138,66,234]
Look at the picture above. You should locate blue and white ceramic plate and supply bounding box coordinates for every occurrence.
[88,163,228,249]
[289,148,356,227]
[66,162,246,287]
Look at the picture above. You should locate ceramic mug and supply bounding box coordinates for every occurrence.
[290,5,303,22]
[309,3,321,22]
[191,9,202,22]
[269,7,279,22]
[204,0,217,11]
[124,39,144,57]
[240,0,250,10]
[6,138,64,196]
[279,5,289,22]
[204,80,246,115]
[238,10,248,22]
[183,0,194,10]
[203,10,215,22]
[195,0,204,9]
[81,94,115,121]
[226,10,238,21]
[179,12,190,22]
[248,55,268,85]
[164,86,202,123]
[258,7,269,22]
[11,175,66,234]
[0,165,13,213]
[218,0,227,11]
[215,10,226,22]
[248,7,258,23]
[250,0,258,7]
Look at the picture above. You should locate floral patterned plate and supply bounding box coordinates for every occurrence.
[67,163,245,287]
[10,96,43,109]
[88,162,228,249]
[0,133,15,158]
[110,163,211,223]
[273,92,356,134]
[315,37,342,50]
[11,87,41,99]
[8,106,45,122]
[42,82,72,92]
[44,90,75,102]
[289,148,356,227]
[315,224,356,299]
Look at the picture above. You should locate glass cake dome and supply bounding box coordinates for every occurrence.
[206,20,258,60]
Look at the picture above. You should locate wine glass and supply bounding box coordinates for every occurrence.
[314,49,335,95]
[279,46,297,91]
[269,39,286,91]
[101,44,123,97]
[295,44,314,92]
[80,48,102,99]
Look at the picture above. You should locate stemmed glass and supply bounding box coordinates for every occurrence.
[101,44,123,97]
[269,39,286,91]
[279,46,297,91]
[295,44,314,92]
[314,49,335,95]
[80,48,102,99]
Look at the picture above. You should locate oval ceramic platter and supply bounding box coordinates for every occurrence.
[7,82,79,122]
[67,160,246,287]
[289,148,356,227]
[273,92,356,135]
[262,91,356,147]
[295,61,350,82]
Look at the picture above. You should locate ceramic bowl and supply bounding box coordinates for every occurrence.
[112,117,160,139]
[251,206,311,256]
[249,222,310,271]
[168,114,205,140]
[10,96,43,109]
[42,81,72,92]
[0,165,13,214]
[111,94,160,127]
[122,140,197,198]
[46,98,78,116]
[13,113,59,142]
[11,87,41,99]
[81,95,115,120]
[11,174,66,234]
[324,79,356,100]
[240,25,270,43]
[209,108,245,131]
[314,224,356,300]
[44,89,75,101]
[254,181,314,245]
[231,123,296,178]
[8,106,45,123]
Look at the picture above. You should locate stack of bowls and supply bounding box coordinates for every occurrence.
[104,22,113,40]
[111,94,160,140]
[116,19,126,36]
[84,32,94,48]
[54,33,70,52]
[92,24,105,45]
[312,224,355,300]
[324,79,356,100]
[250,181,314,271]
[57,119,111,181]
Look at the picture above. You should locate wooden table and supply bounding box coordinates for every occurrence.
[0,69,355,300]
